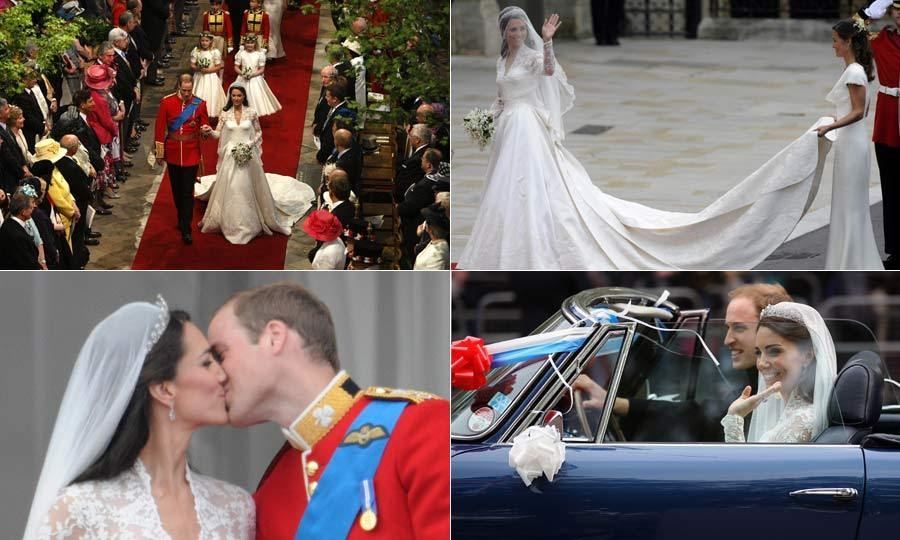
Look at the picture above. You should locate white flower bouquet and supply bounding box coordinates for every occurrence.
[231,142,252,167]
[241,66,254,79]
[197,57,211,69]
[462,108,494,151]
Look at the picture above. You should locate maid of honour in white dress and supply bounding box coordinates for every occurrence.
[456,8,883,270]
[264,0,286,59]
[197,86,313,244]
[234,38,282,116]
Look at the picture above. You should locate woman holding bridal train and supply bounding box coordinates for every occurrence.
[457,7,877,270]
[197,84,314,244]
[24,299,254,539]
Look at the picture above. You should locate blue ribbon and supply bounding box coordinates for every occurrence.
[295,400,407,540]
[167,96,202,134]
[490,310,619,367]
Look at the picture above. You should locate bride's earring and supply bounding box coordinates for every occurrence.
[168,402,176,422]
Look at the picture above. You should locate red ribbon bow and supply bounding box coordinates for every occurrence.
[451,336,493,390]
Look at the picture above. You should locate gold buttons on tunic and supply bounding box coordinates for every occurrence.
[308,481,318,496]
[306,460,319,477]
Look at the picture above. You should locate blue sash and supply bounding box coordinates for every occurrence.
[167,97,202,134]
[295,400,407,539]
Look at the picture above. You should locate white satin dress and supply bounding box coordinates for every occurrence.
[823,63,883,270]
[196,107,314,244]
[264,0,285,59]
[456,45,838,270]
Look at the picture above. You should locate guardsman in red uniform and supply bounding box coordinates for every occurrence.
[154,73,209,245]
[241,0,270,51]
[861,0,900,268]
[207,281,450,540]
[203,0,234,57]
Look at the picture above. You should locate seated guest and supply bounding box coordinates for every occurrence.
[394,123,431,202]
[7,106,36,165]
[316,79,355,165]
[303,209,346,270]
[398,149,446,261]
[414,204,449,270]
[0,190,42,269]
[20,176,60,269]
[327,128,362,196]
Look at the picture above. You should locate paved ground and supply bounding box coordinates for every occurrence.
[450,37,888,269]
[86,2,327,269]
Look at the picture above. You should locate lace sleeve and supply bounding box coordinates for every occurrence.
[250,108,263,149]
[36,490,89,539]
[543,40,555,76]
[721,414,746,443]
[211,109,227,139]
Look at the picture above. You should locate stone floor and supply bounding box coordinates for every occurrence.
[87,2,329,269]
[450,37,887,269]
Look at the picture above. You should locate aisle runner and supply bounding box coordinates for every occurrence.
[132,7,318,269]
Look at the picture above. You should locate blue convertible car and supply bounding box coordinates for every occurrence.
[451,288,900,540]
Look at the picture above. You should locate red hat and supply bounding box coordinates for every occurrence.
[84,64,113,90]
[302,210,343,242]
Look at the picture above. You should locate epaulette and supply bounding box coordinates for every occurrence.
[163,92,177,98]
[363,386,438,404]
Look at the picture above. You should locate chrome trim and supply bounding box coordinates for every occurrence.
[789,487,858,501]
[595,324,636,443]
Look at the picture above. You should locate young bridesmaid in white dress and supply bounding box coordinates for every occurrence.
[234,34,282,116]
[190,33,227,117]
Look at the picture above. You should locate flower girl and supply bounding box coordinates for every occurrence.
[190,32,226,117]
[234,33,282,116]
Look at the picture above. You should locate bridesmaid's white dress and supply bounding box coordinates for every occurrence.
[191,48,227,117]
[823,63,883,269]
[234,49,282,116]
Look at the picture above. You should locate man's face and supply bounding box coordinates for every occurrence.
[207,304,271,427]
[724,296,760,371]
[892,6,900,28]
[178,82,194,101]
[0,104,9,121]
[325,90,339,108]
[127,19,138,31]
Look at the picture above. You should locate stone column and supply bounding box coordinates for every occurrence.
[452,0,501,56]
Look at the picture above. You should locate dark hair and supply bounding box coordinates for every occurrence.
[20,176,44,199]
[223,85,249,111]
[326,78,349,102]
[329,172,351,200]
[422,148,442,170]
[499,14,534,58]
[72,311,192,484]
[833,20,875,81]
[757,316,816,402]
[31,159,55,180]
[126,0,140,9]
[73,89,93,109]
[118,11,133,26]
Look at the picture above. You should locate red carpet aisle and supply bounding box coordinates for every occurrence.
[132,7,319,269]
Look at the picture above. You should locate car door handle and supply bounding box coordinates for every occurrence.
[789,488,859,501]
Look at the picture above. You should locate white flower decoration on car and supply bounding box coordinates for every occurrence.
[313,404,335,427]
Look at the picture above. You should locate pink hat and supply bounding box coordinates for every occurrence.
[84,64,113,90]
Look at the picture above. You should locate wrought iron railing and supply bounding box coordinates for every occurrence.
[708,0,861,19]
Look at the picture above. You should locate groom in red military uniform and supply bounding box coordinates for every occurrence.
[860,0,900,268]
[154,73,209,245]
[207,281,449,540]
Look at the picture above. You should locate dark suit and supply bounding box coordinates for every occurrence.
[332,144,363,196]
[592,0,624,46]
[393,144,428,202]
[113,52,138,109]
[30,207,59,268]
[398,176,440,260]
[142,0,168,81]
[227,0,250,50]
[316,102,355,165]
[0,218,41,269]
[51,114,105,173]
[329,200,355,227]
[0,124,27,194]
[312,89,330,138]
[56,155,93,268]
[12,89,46,153]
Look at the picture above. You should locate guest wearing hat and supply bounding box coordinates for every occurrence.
[347,238,384,270]
[84,67,122,201]
[303,209,346,269]
[413,203,449,270]
[34,139,81,255]
[31,159,75,268]
[56,0,85,20]
[398,149,447,264]
[20,176,61,269]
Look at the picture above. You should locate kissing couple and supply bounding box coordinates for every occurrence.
[24,281,450,539]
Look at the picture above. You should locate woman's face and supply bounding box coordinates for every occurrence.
[101,49,116,66]
[14,115,24,129]
[244,40,256,52]
[832,30,850,58]
[171,322,229,426]
[505,18,528,49]
[200,36,213,50]
[19,198,36,220]
[231,89,245,107]
[755,326,812,395]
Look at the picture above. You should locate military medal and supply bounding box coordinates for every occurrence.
[359,509,377,531]
[359,479,378,531]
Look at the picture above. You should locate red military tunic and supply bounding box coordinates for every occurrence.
[203,9,233,42]
[871,27,900,148]
[241,9,271,48]
[254,371,450,540]
[154,92,209,167]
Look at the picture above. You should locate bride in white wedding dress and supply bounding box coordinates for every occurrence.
[456,7,882,270]
[720,302,837,443]
[197,84,314,244]
[24,299,254,539]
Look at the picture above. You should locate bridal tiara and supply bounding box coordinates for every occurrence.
[760,303,805,325]
[146,295,171,353]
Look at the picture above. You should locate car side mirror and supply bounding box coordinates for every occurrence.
[542,409,563,435]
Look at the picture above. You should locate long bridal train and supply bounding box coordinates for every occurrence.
[458,118,862,270]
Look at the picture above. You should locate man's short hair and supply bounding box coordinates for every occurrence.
[329,170,351,200]
[422,148,442,170]
[73,89,92,108]
[334,129,352,148]
[108,28,128,42]
[728,283,793,316]
[410,123,432,145]
[326,78,349,101]
[126,0,141,9]
[227,282,340,370]
[118,11,134,26]
[9,191,32,216]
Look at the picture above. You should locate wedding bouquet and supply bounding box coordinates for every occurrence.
[463,108,494,151]
[198,57,211,69]
[241,67,254,79]
[231,142,252,167]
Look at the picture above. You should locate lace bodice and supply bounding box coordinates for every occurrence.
[826,63,870,118]
[721,391,817,443]
[37,460,255,539]
[492,42,557,115]
[212,107,263,153]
